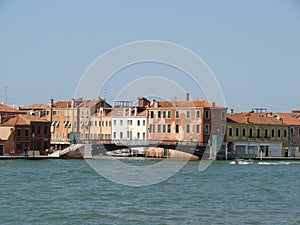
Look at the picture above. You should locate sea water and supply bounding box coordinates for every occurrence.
[0,159,299,224]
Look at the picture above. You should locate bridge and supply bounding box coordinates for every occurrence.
[83,140,209,158]
[49,137,223,159]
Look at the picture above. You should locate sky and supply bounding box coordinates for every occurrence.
[0,0,300,112]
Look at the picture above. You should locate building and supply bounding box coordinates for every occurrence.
[46,98,78,150]
[147,93,226,158]
[76,99,111,143]
[226,110,290,158]
[0,113,51,155]
[277,112,300,157]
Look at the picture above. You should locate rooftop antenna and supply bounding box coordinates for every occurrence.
[5,86,8,105]
[104,89,107,101]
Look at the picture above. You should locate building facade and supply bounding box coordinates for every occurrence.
[226,110,291,158]
[0,114,51,155]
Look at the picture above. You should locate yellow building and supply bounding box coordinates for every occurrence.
[226,110,289,158]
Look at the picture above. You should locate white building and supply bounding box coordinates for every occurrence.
[111,102,148,154]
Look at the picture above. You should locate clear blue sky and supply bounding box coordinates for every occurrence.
[1,0,300,112]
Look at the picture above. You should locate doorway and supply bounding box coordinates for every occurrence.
[0,145,4,156]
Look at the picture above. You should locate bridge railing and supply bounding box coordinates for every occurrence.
[80,139,206,147]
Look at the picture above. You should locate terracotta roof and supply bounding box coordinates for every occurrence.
[53,101,72,109]
[0,103,20,113]
[76,100,102,108]
[227,112,285,125]
[19,104,48,110]
[277,113,300,126]
[1,114,50,126]
[149,100,218,108]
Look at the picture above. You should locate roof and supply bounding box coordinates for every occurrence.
[0,126,13,140]
[52,101,72,109]
[0,103,21,113]
[277,113,300,126]
[1,114,50,126]
[19,104,48,110]
[110,107,147,117]
[76,99,102,108]
[227,112,296,126]
[148,100,221,108]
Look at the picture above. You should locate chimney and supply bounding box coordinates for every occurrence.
[49,98,53,108]
[134,107,137,117]
[71,98,76,108]
[246,116,250,124]
[212,102,216,108]
[230,108,234,115]
[184,93,189,101]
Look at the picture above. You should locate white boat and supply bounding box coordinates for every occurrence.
[230,159,259,165]
[105,151,134,157]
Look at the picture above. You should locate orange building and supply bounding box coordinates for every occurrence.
[0,113,51,155]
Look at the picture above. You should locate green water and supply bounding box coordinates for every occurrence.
[0,159,299,224]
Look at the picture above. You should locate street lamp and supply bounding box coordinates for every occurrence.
[32,133,35,157]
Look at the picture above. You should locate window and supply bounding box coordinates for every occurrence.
[278,129,281,138]
[186,124,190,133]
[167,111,171,119]
[149,124,155,133]
[86,110,89,116]
[163,111,166,118]
[44,127,47,135]
[204,124,210,134]
[271,129,275,138]
[109,121,111,127]
[257,129,261,138]
[284,130,287,138]
[242,128,246,137]
[137,132,140,139]
[196,111,200,119]
[25,129,29,137]
[264,129,269,138]
[158,111,161,118]
[113,120,116,126]
[120,120,123,126]
[158,124,161,133]
[235,128,239,136]
[127,131,130,139]
[205,110,210,119]
[120,132,123,139]
[221,125,226,135]
[143,133,145,140]
[176,111,179,119]
[167,124,171,133]
[137,120,140,126]
[229,128,233,136]
[150,111,154,118]
[163,124,166,133]
[291,127,294,134]
[37,126,41,134]
[143,120,145,126]
[221,111,226,120]
[113,132,116,139]
[57,111,60,116]
[62,133,65,139]
[196,124,200,133]
[249,128,253,138]
[52,111,56,116]
[17,129,21,136]
[175,124,179,133]
[186,111,190,119]
[32,126,35,134]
